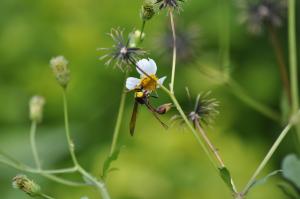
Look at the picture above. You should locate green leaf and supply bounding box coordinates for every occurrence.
[282,154,300,189]
[101,147,122,180]
[277,181,300,199]
[219,167,235,192]
[248,170,282,192]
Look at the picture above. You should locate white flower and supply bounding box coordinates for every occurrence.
[126,58,166,91]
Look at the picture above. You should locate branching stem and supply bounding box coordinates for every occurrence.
[169,9,177,94]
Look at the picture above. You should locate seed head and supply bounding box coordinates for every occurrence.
[238,0,287,34]
[50,56,70,88]
[12,175,41,197]
[29,96,45,123]
[98,28,146,71]
[156,0,185,10]
[188,92,219,127]
[141,0,156,21]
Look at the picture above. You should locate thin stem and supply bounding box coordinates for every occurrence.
[28,167,78,174]
[30,121,41,170]
[41,173,87,187]
[241,118,296,195]
[288,0,300,142]
[227,79,281,122]
[109,73,128,157]
[77,166,111,199]
[169,9,177,94]
[219,0,230,72]
[140,20,146,42]
[161,86,218,169]
[40,193,55,199]
[62,89,79,166]
[195,122,225,167]
[62,89,111,199]
[267,24,291,104]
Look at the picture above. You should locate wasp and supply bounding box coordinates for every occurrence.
[130,88,170,136]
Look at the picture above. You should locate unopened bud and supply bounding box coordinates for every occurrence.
[29,96,45,123]
[12,175,41,197]
[129,30,145,47]
[156,103,173,114]
[141,1,155,21]
[50,56,70,88]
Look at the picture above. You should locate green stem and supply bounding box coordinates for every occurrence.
[288,0,300,142]
[169,9,177,94]
[227,79,281,122]
[40,193,55,199]
[109,74,128,157]
[30,121,41,170]
[140,20,146,42]
[161,86,218,169]
[241,114,298,195]
[219,0,230,72]
[62,89,111,199]
[62,89,79,166]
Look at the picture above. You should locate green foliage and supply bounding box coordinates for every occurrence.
[219,167,235,192]
[277,181,300,199]
[101,147,122,180]
[282,154,300,189]
[248,170,282,193]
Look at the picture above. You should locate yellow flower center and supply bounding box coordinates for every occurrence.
[139,74,158,91]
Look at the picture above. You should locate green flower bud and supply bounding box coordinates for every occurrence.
[141,1,155,21]
[50,56,70,88]
[128,30,145,48]
[29,96,45,123]
[12,175,41,197]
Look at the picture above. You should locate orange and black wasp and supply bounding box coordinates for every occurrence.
[129,88,168,136]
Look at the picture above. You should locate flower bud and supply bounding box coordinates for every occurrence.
[50,56,70,88]
[29,96,45,123]
[12,175,41,197]
[129,30,145,48]
[156,103,173,114]
[140,1,155,21]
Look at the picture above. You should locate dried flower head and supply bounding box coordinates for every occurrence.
[12,175,41,197]
[141,0,156,21]
[238,0,287,34]
[156,0,185,10]
[50,56,70,88]
[98,28,146,71]
[171,90,219,128]
[155,22,200,63]
[29,96,45,123]
[188,92,219,127]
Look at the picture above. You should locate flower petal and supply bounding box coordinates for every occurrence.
[136,58,157,76]
[126,77,140,90]
[157,76,167,88]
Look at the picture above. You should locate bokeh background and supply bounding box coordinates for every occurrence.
[0,0,300,198]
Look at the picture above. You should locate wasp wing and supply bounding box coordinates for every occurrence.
[130,101,139,136]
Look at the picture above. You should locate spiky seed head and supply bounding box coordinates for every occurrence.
[50,56,70,88]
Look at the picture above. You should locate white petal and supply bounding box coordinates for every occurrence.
[157,76,167,88]
[126,77,140,90]
[136,58,157,76]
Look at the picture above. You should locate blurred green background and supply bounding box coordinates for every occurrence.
[0,0,300,198]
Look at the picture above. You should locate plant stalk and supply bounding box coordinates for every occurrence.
[241,118,296,195]
[169,9,177,94]
[288,0,300,143]
[30,121,41,170]
[109,73,128,157]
